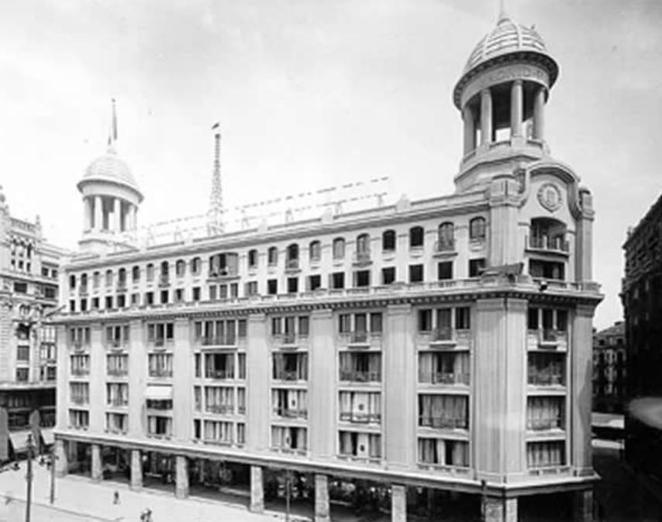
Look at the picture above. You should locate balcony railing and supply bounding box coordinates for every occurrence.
[426,372,470,385]
[207,404,234,415]
[273,371,306,381]
[72,340,88,351]
[201,335,237,347]
[434,240,456,253]
[527,418,563,431]
[71,368,89,376]
[352,251,372,265]
[273,407,308,419]
[108,398,128,407]
[431,327,453,342]
[281,333,297,346]
[348,331,370,345]
[285,259,300,271]
[527,235,569,254]
[71,396,89,405]
[339,370,381,383]
[418,416,467,430]
[108,368,128,377]
[116,281,127,292]
[528,372,564,386]
[149,368,173,378]
[206,369,234,380]
[152,338,174,348]
[159,275,170,287]
[208,268,239,280]
[339,412,381,424]
[108,339,127,350]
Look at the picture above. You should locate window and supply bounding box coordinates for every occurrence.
[145,291,154,305]
[17,345,30,361]
[267,279,278,295]
[307,275,321,291]
[382,230,396,252]
[409,264,424,283]
[409,226,424,248]
[175,260,186,277]
[248,249,258,269]
[132,266,140,282]
[370,313,382,333]
[287,277,298,294]
[418,309,432,332]
[333,238,345,260]
[105,269,113,287]
[105,296,113,309]
[438,261,453,280]
[354,270,370,287]
[14,282,27,294]
[16,367,28,382]
[339,314,351,334]
[192,287,201,301]
[191,257,201,276]
[331,272,345,289]
[529,260,565,280]
[160,290,169,304]
[286,244,299,268]
[437,222,455,250]
[469,217,486,241]
[146,264,154,282]
[299,316,310,336]
[469,258,486,277]
[356,233,370,256]
[455,307,471,330]
[268,247,278,266]
[209,285,217,300]
[69,275,76,289]
[382,267,396,285]
[309,241,321,262]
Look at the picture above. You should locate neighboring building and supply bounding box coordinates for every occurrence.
[0,186,66,453]
[622,192,662,484]
[53,10,602,522]
[592,321,626,413]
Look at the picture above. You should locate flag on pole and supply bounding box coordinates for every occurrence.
[29,409,42,455]
[0,408,9,461]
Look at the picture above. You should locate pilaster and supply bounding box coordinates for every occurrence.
[250,465,264,513]
[480,88,493,146]
[172,318,192,441]
[314,474,330,522]
[573,489,593,522]
[175,455,189,499]
[91,443,102,481]
[55,325,68,430]
[246,314,269,452]
[89,325,104,433]
[391,484,407,522]
[483,497,518,522]
[128,320,145,439]
[130,449,142,490]
[54,439,68,477]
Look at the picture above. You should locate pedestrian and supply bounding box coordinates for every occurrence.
[113,490,120,504]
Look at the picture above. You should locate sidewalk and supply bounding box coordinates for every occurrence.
[0,463,286,522]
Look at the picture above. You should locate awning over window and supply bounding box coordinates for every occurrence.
[145,385,173,401]
[42,429,55,446]
[9,430,31,453]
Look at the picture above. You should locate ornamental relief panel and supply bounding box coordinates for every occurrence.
[537,183,563,213]
[461,63,550,107]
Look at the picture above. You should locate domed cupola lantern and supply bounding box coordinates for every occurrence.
[453,7,559,191]
[77,99,144,253]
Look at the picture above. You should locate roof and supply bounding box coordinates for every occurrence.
[78,146,141,195]
[595,321,625,339]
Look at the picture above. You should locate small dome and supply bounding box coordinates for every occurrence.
[80,147,140,193]
[464,16,549,73]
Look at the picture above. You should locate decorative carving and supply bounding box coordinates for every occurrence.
[461,63,550,107]
[537,183,562,212]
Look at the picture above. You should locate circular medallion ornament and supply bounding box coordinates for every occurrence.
[537,183,562,212]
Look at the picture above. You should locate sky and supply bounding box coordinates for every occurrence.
[0,0,661,329]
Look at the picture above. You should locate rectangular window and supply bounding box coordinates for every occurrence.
[370,312,382,333]
[455,307,471,330]
[307,275,321,291]
[160,290,169,304]
[192,287,201,301]
[409,264,424,283]
[298,316,310,336]
[16,346,30,361]
[437,261,453,280]
[16,368,29,382]
[528,307,539,330]
[469,258,486,277]
[382,267,396,285]
[267,279,278,295]
[246,281,258,296]
[14,282,27,293]
[418,309,432,332]
[209,285,217,300]
[354,270,370,287]
[287,277,298,294]
[331,272,345,289]
[339,314,351,334]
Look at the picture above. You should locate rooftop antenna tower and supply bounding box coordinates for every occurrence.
[207,122,224,235]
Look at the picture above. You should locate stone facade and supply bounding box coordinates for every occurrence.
[53,11,601,522]
[592,321,626,413]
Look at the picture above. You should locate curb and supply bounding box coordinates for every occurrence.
[0,494,117,522]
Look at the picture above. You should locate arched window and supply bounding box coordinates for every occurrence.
[93,271,100,288]
[268,247,278,266]
[382,230,396,252]
[80,273,88,288]
[132,266,140,282]
[469,217,486,241]
[146,264,154,281]
[529,217,567,252]
[356,233,370,254]
[286,244,299,268]
[175,260,186,277]
[248,249,258,269]
[118,268,127,285]
[191,257,201,275]
[332,238,345,260]
[437,222,455,251]
[160,261,169,276]
[309,241,321,262]
[409,226,424,248]
[105,270,113,287]
[69,275,76,289]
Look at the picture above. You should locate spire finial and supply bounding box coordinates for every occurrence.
[498,0,508,22]
[207,122,224,235]
[107,98,118,151]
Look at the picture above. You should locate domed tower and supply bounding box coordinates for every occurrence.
[77,100,143,253]
[453,10,558,192]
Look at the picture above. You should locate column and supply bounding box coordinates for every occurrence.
[113,198,121,232]
[250,465,264,513]
[314,474,330,522]
[480,88,493,146]
[482,497,518,522]
[391,484,406,522]
[130,449,143,490]
[463,105,476,154]
[175,455,189,499]
[83,197,92,231]
[91,443,102,481]
[510,80,523,138]
[533,86,546,140]
[309,310,336,459]
[573,489,593,522]
[54,439,68,477]
[129,205,137,231]
[94,195,103,231]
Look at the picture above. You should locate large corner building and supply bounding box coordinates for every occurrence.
[53,12,602,522]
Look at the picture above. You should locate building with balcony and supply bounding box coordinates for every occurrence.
[0,186,67,453]
[52,10,601,522]
[622,192,662,487]
[592,321,626,414]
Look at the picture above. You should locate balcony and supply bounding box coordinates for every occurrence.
[433,240,456,256]
[72,341,88,351]
[528,329,568,350]
[152,338,174,349]
[70,396,88,406]
[429,327,454,345]
[526,235,569,256]
[352,251,372,266]
[208,268,239,281]
[339,412,381,424]
[116,281,128,293]
[201,335,237,348]
[78,285,89,297]
[108,368,128,377]
[206,369,234,380]
[527,418,563,431]
[71,368,89,377]
[285,259,300,273]
[149,368,173,379]
[273,370,305,382]
[108,339,128,350]
[347,331,372,347]
[528,371,564,387]
[158,275,170,287]
[273,407,308,419]
[427,372,470,386]
[108,398,128,407]
[418,416,467,430]
[207,404,234,415]
[339,370,381,383]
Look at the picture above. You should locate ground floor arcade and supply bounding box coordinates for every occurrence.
[53,438,594,522]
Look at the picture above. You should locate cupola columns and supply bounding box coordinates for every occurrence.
[94,196,103,232]
[462,106,476,154]
[480,89,493,147]
[510,80,523,137]
[533,86,546,140]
